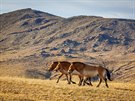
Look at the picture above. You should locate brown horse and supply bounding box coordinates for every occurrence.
[68,62,112,88]
[48,61,76,84]
[54,61,93,86]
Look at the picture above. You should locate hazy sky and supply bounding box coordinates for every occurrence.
[0,0,135,19]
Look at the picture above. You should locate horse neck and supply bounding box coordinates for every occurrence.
[74,65,82,72]
[76,63,87,73]
[58,64,66,71]
[59,65,68,74]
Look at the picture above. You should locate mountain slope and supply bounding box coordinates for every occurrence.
[0,8,62,33]
[0,8,135,82]
[0,9,135,53]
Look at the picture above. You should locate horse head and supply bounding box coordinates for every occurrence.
[48,61,58,71]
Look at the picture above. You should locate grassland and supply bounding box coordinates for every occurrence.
[0,77,135,101]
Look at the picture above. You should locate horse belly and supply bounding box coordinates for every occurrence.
[60,70,68,74]
[72,70,80,75]
[83,70,98,77]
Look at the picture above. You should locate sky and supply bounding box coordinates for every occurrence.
[0,0,135,19]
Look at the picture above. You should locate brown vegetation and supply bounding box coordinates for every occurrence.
[0,77,135,101]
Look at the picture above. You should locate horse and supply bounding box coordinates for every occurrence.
[68,62,112,88]
[54,61,93,86]
[48,61,76,84]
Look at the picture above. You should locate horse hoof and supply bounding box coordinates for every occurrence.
[82,84,85,86]
[89,84,93,86]
[67,82,71,84]
[78,84,81,86]
[72,82,76,84]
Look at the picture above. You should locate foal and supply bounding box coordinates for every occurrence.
[68,62,112,88]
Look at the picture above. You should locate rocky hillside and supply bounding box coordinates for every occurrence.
[0,8,135,82]
[1,8,135,53]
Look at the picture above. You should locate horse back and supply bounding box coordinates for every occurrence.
[80,64,106,77]
[72,62,85,69]
[60,61,71,71]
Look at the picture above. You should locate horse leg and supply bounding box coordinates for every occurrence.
[96,78,102,87]
[83,77,88,86]
[49,76,53,80]
[89,80,93,86]
[69,75,76,84]
[65,74,71,84]
[56,73,63,83]
[104,78,109,88]
[89,81,93,86]
[85,77,93,86]
[87,77,93,86]
[78,76,83,86]
[49,74,58,80]
[80,77,84,86]
[82,78,86,86]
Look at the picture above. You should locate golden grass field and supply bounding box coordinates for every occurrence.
[0,77,135,101]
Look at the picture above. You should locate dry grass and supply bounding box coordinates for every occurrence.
[0,77,135,101]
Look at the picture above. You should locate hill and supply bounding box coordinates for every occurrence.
[0,8,135,82]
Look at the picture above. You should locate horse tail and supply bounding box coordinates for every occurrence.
[106,69,112,81]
